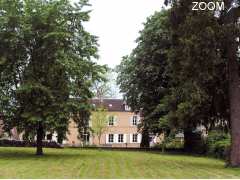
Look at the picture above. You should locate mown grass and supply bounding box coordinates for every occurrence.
[0,147,239,178]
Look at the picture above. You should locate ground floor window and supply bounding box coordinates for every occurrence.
[118,134,124,143]
[109,134,114,143]
[132,134,138,143]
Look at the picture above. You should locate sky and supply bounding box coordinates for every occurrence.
[84,0,165,69]
[79,0,165,98]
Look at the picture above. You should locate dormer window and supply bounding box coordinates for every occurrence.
[125,105,131,111]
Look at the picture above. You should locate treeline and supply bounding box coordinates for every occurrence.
[0,0,106,155]
[117,0,240,167]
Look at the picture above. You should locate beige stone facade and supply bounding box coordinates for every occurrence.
[0,99,143,148]
[91,111,141,148]
[63,119,83,146]
[64,99,142,148]
[64,111,142,147]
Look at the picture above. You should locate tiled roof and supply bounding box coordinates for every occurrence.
[91,99,129,112]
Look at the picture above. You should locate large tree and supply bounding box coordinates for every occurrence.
[117,3,230,152]
[0,0,104,155]
[117,10,171,147]
[222,0,240,166]
[165,0,240,165]
[165,0,229,151]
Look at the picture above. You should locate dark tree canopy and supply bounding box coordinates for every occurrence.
[117,0,239,163]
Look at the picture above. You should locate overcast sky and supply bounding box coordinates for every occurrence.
[84,0,165,69]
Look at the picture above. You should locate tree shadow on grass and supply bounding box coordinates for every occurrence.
[141,150,240,172]
[142,149,205,158]
[0,147,92,161]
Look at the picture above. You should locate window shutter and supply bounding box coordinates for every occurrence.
[138,134,142,143]
[129,134,132,143]
[114,134,118,143]
[123,134,127,143]
[106,134,109,144]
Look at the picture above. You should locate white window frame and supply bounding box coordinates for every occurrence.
[108,134,114,143]
[130,133,142,143]
[123,134,127,143]
[132,134,138,143]
[125,105,131,111]
[118,134,124,143]
[138,134,142,143]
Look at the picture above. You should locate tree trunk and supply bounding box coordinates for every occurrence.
[140,128,150,148]
[98,135,102,150]
[228,37,240,167]
[57,132,64,144]
[36,123,44,156]
[98,136,101,146]
[184,128,194,152]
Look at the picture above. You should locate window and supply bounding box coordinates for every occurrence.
[125,105,131,111]
[109,134,114,143]
[108,116,114,126]
[132,134,138,143]
[118,134,124,143]
[132,116,138,125]
[82,133,89,144]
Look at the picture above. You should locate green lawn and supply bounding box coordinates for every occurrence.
[0,147,239,178]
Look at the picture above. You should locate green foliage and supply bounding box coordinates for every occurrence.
[207,130,230,159]
[166,5,229,132]
[0,0,105,154]
[165,139,183,149]
[117,1,231,151]
[117,10,171,147]
[91,107,108,145]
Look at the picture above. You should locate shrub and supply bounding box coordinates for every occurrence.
[206,130,230,159]
[0,139,62,148]
[82,144,97,148]
[165,139,184,149]
[153,138,184,151]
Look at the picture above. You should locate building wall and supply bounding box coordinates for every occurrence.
[63,119,82,146]
[91,111,141,148]
[64,111,142,148]
[0,120,21,140]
